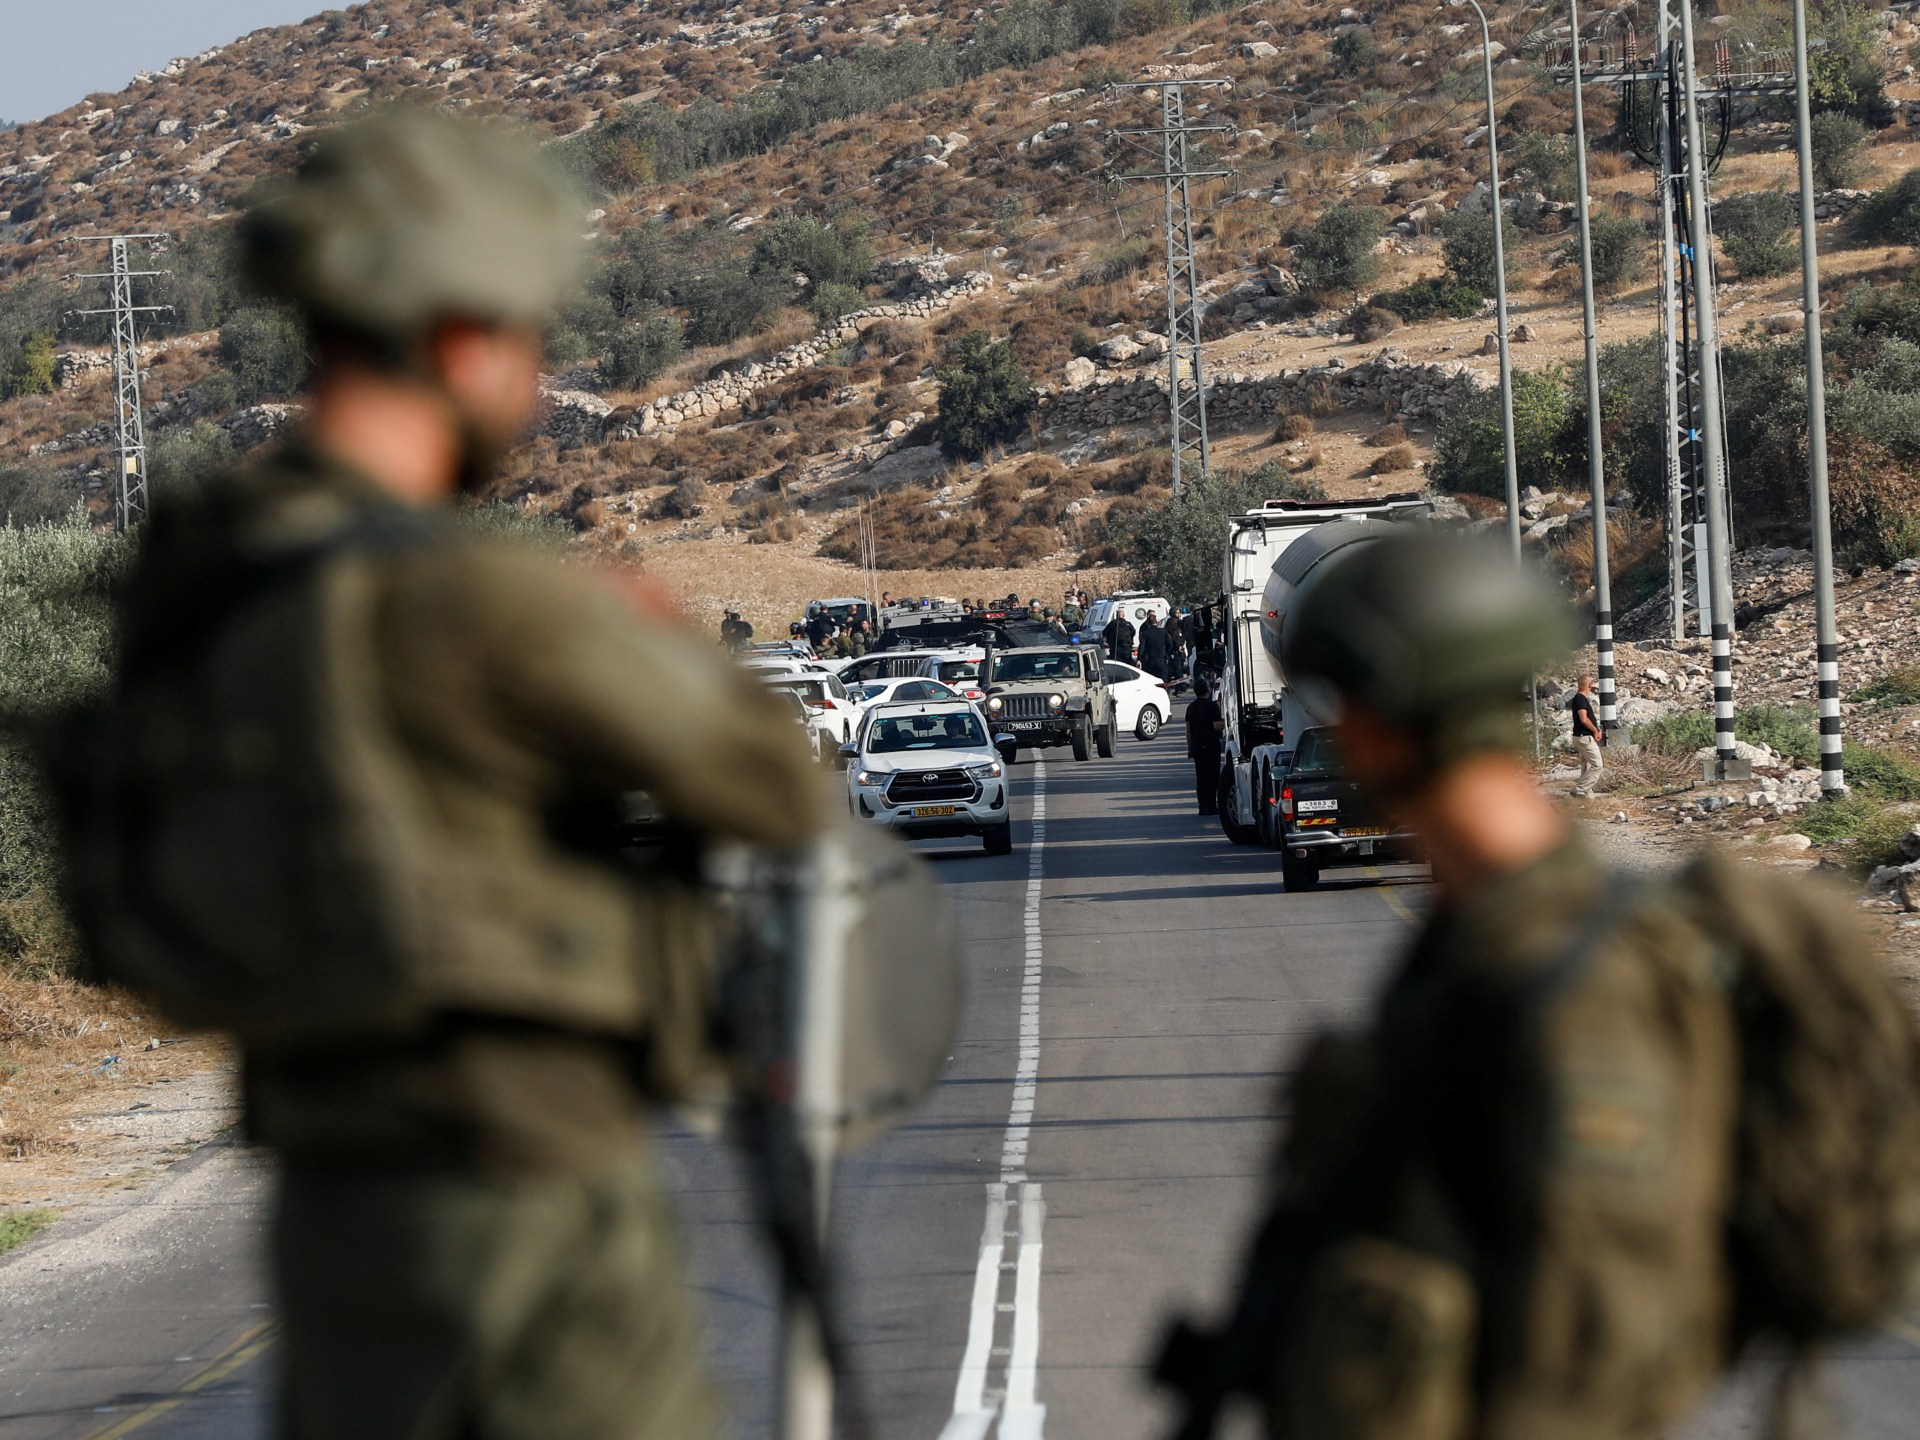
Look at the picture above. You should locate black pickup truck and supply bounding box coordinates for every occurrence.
[1274,726,1420,891]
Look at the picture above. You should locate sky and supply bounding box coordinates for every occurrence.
[4,2,333,128]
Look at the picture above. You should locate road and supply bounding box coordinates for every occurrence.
[4,718,1919,1439]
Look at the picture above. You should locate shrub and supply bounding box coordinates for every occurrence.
[1108,463,1324,603]
[683,261,785,348]
[936,331,1035,460]
[1853,667,1920,706]
[1508,131,1577,204]
[1274,413,1315,442]
[1840,743,1920,801]
[597,314,683,390]
[1809,111,1868,190]
[1429,365,1572,499]
[1569,212,1646,291]
[1331,29,1377,75]
[1736,705,1820,766]
[2,331,54,398]
[0,464,73,526]
[1297,204,1383,294]
[1077,236,1153,287]
[1370,443,1416,474]
[1852,168,1920,246]
[652,474,708,519]
[0,514,129,981]
[1440,209,1517,294]
[750,214,874,299]
[1368,422,1408,447]
[1632,709,1713,756]
[1374,277,1483,323]
[1716,191,1800,279]
[218,305,310,403]
[1346,304,1402,342]
[147,421,237,495]
[808,283,867,325]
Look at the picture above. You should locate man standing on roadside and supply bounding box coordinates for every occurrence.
[1569,672,1604,796]
[1104,608,1136,664]
[59,109,826,1440]
[1185,679,1225,816]
[1138,612,1172,681]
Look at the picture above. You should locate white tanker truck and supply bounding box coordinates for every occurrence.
[1214,496,1432,845]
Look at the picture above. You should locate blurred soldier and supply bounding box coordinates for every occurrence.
[82,110,827,1440]
[1157,528,1920,1440]
[1184,679,1225,817]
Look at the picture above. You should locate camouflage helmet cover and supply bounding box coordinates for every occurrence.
[1280,526,1576,742]
[240,106,585,340]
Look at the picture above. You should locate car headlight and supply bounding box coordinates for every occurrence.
[855,770,880,786]
[987,696,1003,711]
[1048,693,1064,709]
[966,762,1004,780]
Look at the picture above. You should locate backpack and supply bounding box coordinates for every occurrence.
[40,511,662,1051]
[1676,856,1920,1346]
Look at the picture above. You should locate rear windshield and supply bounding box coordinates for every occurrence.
[988,652,1079,683]
[869,713,989,752]
[767,679,825,704]
[937,660,981,682]
[1291,729,1343,777]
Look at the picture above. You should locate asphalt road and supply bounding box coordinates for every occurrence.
[4,716,1919,1440]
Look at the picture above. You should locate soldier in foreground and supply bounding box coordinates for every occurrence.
[53,110,825,1439]
[1158,528,1920,1440]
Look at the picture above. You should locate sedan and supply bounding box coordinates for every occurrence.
[847,677,964,709]
[1102,660,1172,740]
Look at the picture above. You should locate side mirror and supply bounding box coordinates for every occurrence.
[837,744,859,759]
[993,733,1017,748]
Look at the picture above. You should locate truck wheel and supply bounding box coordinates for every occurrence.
[1071,721,1092,761]
[1282,854,1321,893]
[1216,767,1259,846]
[997,741,1019,767]
[1134,706,1162,741]
[983,822,1014,857]
[1095,720,1116,758]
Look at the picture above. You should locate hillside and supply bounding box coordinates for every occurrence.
[5,0,1920,639]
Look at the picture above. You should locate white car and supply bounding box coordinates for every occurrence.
[1102,660,1173,740]
[844,701,1013,855]
[914,649,988,702]
[760,671,862,754]
[847,676,963,709]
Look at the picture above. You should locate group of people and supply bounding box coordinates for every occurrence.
[78,109,1920,1440]
[1104,607,1203,684]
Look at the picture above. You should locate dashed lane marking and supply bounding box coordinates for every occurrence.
[940,760,1048,1440]
[79,1321,277,1440]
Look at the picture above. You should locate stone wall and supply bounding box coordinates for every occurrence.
[592,268,995,445]
[1035,350,1491,435]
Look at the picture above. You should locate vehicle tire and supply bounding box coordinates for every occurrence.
[1135,706,1162,741]
[1281,854,1321,893]
[1217,766,1259,846]
[1071,721,1092,761]
[998,741,1019,767]
[1095,720,1116,758]
[983,822,1014,857]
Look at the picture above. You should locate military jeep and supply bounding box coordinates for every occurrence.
[982,645,1117,763]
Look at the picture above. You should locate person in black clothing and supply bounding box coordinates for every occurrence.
[1185,680,1226,816]
[1104,611,1136,663]
[1568,672,1605,796]
[719,609,752,652]
[1138,613,1172,680]
[805,611,833,651]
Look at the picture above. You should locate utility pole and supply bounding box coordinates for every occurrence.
[1790,0,1845,796]
[1567,0,1617,733]
[1114,80,1232,493]
[70,234,170,532]
[1450,0,1522,561]
[1677,0,1740,777]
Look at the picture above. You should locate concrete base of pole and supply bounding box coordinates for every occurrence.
[1703,756,1754,783]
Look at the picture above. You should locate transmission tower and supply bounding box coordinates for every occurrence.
[70,234,170,531]
[1114,80,1232,492]
[1534,9,1794,641]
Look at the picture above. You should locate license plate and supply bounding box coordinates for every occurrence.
[1345,825,1388,838]
[1297,799,1338,812]
[912,805,958,818]
[1005,721,1044,731]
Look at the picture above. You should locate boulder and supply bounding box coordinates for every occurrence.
[1239,40,1280,58]
[862,444,948,490]
[1063,355,1098,387]
[1096,334,1144,364]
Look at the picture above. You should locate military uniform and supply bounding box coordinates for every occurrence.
[122,445,826,1439]
[1267,839,1737,1440]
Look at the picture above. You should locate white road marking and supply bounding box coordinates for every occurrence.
[939,760,1049,1440]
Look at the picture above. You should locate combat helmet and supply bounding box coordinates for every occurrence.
[1280,526,1575,757]
[239,107,584,344]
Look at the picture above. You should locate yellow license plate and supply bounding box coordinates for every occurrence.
[1345,825,1388,837]
[913,805,958,818]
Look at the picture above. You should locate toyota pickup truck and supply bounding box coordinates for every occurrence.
[1274,726,1420,892]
